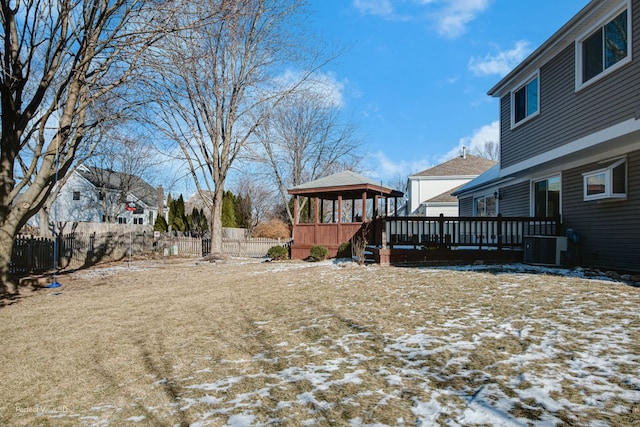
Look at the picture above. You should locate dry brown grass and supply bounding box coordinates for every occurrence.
[1,258,639,426]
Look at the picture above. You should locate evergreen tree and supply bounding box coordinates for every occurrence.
[174,195,187,231]
[154,214,168,232]
[221,191,237,227]
[186,209,194,232]
[167,193,188,232]
[198,208,209,232]
[190,207,209,234]
[235,193,253,229]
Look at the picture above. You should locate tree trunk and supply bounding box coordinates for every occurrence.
[39,206,52,238]
[209,190,224,254]
[0,221,20,297]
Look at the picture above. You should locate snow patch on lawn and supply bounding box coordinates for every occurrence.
[51,260,640,426]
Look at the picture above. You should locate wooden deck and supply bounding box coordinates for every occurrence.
[291,214,560,265]
[369,215,560,265]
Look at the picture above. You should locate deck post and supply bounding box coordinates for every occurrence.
[314,197,319,223]
[381,218,387,249]
[314,197,319,245]
[361,191,367,222]
[337,195,342,243]
[374,195,380,217]
[351,197,356,222]
[497,214,503,251]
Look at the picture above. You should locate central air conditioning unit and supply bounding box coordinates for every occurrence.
[523,235,567,267]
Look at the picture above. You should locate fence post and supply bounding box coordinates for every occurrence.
[497,214,503,251]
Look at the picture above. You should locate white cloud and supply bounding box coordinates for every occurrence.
[439,120,499,162]
[365,151,432,183]
[438,75,460,86]
[434,0,491,39]
[352,0,395,18]
[309,73,347,108]
[364,122,499,186]
[468,40,532,76]
[352,0,487,37]
[276,70,347,109]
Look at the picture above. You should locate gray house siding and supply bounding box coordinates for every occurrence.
[501,2,640,169]
[459,197,473,216]
[560,149,640,272]
[455,1,640,272]
[497,182,530,217]
[458,181,530,217]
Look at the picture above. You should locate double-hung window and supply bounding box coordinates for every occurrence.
[474,194,497,217]
[511,72,539,128]
[577,5,630,88]
[583,158,627,201]
[532,176,561,218]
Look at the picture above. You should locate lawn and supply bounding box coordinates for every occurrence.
[1,258,639,426]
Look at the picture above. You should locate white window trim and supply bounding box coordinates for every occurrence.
[575,0,632,92]
[530,174,562,217]
[510,71,540,129]
[582,157,627,201]
[473,193,498,217]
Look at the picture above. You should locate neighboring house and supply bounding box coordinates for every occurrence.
[455,0,640,272]
[406,152,496,216]
[50,164,161,227]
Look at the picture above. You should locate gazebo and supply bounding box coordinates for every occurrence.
[287,171,404,259]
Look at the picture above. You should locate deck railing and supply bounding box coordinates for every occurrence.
[373,215,559,251]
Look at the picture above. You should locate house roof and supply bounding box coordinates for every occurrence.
[452,164,503,197]
[412,154,497,177]
[288,170,404,199]
[78,166,158,207]
[425,184,466,203]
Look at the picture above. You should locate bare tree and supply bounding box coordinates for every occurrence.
[84,131,162,223]
[0,0,170,296]
[231,172,277,229]
[146,0,327,254]
[252,87,362,226]
[384,173,408,193]
[472,140,500,161]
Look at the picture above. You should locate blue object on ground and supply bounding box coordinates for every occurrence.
[46,281,62,288]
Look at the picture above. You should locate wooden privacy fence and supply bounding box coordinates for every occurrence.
[60,231,156,268]
[159,235,203,257]
[156,236,291,258]
[10,236,54,274]
[374,215,559,250]
[219,238,292,258]
[11,232,292,275]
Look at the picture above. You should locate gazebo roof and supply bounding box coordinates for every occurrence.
[288,170,403,199]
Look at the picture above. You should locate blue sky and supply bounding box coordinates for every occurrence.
[307,0,589,184]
